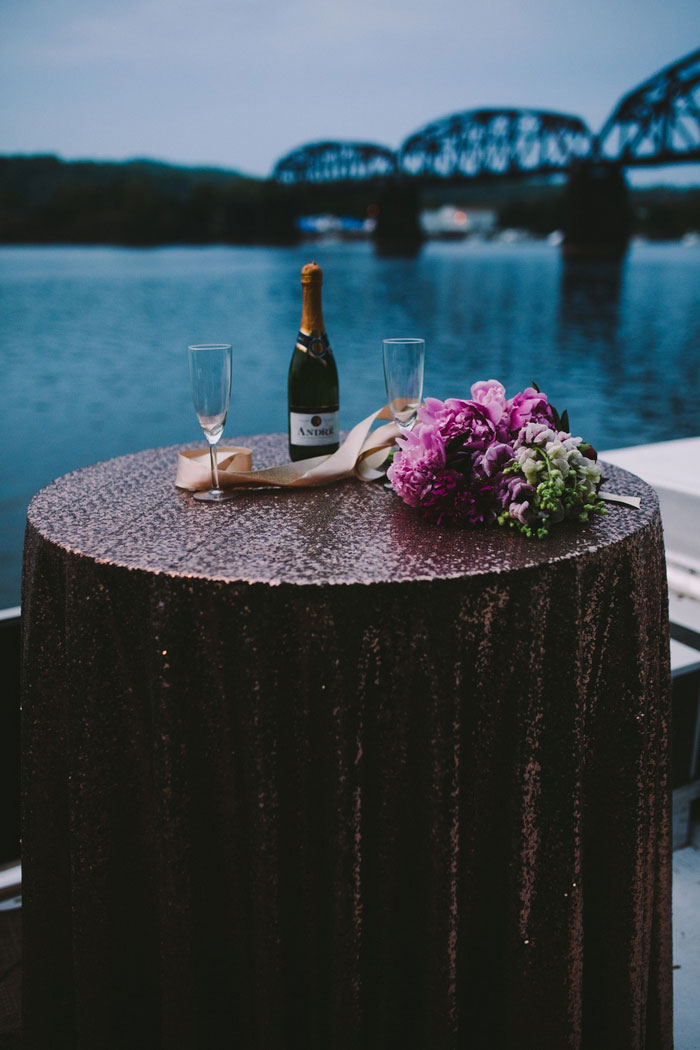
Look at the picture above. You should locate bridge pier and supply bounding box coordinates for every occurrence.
[254,181,301,244]
[373,179,424,256]
[563,161,630,261]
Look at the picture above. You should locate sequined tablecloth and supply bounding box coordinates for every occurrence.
[21,437,672,1050]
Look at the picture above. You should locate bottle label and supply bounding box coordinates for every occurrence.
[289,411,339,446]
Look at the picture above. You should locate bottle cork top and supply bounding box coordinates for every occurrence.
[301,262,323,285]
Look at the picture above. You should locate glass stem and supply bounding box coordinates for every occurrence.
[209,442,221,492]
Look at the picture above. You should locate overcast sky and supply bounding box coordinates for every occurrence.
[1,0,699,180]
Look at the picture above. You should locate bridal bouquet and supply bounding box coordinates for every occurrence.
[387,380,606,538]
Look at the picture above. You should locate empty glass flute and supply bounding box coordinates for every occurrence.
[188,343,235,502]
[382,337,425,431]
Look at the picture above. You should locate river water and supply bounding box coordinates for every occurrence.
[1,238,699,608]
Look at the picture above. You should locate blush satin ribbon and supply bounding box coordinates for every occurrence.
[175,405,401,491]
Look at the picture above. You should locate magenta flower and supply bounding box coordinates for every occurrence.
[470,380,510,438]
[421,469,497,527]
[507,387,555,431]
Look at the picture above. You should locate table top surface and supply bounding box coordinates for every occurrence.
[26,435,659,587]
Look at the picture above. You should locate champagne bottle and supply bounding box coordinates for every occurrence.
[288,261,340,461]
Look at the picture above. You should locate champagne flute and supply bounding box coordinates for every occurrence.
[382,337,425,431]
[188,343,235,503]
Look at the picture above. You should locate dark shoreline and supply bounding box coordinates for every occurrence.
[1,154,699,247]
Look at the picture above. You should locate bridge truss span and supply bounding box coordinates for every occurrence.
[398,109,593,179]
[272,141,397,184]
[596,48,700,166]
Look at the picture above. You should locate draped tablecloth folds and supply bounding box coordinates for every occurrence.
[22,434,672,1050]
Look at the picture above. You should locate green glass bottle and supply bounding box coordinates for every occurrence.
[288,261,340,462]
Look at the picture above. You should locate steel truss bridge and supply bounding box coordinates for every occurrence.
[272,47,700,185]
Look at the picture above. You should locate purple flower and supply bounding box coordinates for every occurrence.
[500,475,536,505]
[508,500,533,525]
[480,441,514,478]
[416,395,500,449]
[389,392,506,527]
[496,474,537,526]
[507,387,555,432]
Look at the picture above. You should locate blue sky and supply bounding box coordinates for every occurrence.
[1,0,699,182]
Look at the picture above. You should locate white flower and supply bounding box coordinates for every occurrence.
[516,447,544,484]
[517,422,555,448]
[578,459,602,490]
[545,439,571,477]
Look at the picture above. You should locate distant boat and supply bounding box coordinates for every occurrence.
[297,215,374,240]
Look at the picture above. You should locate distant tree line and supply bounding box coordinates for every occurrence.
[626,186,700,240]
[0,155,298,245]
[1,155,698,245]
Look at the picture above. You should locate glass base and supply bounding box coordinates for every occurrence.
[193,488,235,503]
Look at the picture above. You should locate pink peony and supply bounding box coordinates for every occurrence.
[507,387,555,432]
[470,380,510,437]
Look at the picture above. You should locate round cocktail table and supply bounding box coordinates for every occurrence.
[21,437,672,1050]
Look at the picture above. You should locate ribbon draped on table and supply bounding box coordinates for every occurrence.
[175,405,401,490]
